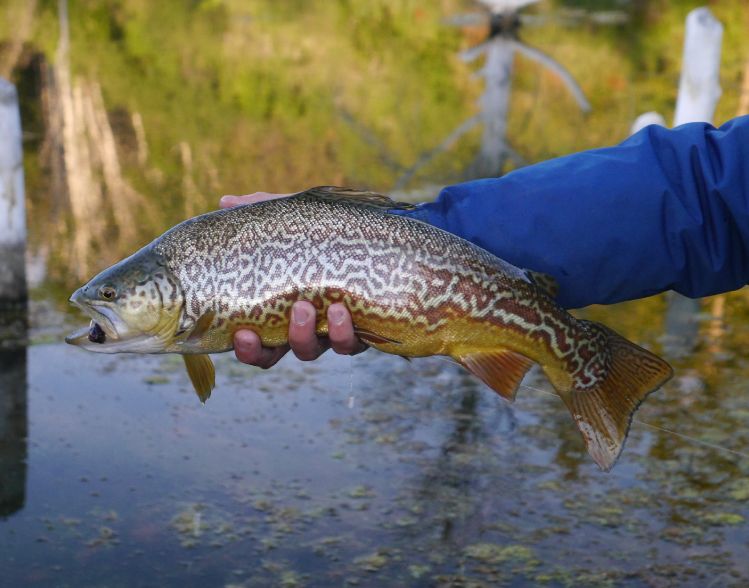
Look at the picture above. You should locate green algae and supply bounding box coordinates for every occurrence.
[464,543,537,566]
[701,512,746,526]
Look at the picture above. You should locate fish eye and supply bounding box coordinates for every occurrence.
[99,286,117,300]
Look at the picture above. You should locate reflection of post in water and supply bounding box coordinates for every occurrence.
[396,0,591,188]
[0,76,28,518]
[631,9,724,359]
[407,375,517,544]
[0,350,27,518]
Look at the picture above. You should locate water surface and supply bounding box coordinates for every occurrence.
[1,297,748,587]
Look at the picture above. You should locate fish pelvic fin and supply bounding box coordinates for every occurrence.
[352,327,401,346]
[553,321,673,472]
[456,349,534,401]
[183,354,216,403]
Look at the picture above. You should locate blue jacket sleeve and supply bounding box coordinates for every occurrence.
[400,116,749,309]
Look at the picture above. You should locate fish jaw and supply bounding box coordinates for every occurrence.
[65,289,169,354]
[64,319,166,353]
[69,287,133,339]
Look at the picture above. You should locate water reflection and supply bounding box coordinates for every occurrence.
[0,348,27,518]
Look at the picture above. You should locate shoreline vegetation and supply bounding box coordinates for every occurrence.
[0,0,748,285]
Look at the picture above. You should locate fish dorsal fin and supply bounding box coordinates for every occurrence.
[456,349,534,401]
[183,354,216,403]
[526,270,559,299]
[299,186,417,212]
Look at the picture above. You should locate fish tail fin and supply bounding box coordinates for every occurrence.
[455,349,535,402]
[183,354,216,403]
[549,321,673,472]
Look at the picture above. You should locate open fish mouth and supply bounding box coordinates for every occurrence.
[65,294,167,354]
[66,291,124,346]
[88,321,107,344]
[65,319,112,346]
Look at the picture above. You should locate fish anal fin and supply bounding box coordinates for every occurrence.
[183,354,216,403]
[457,350,534,401]
[352,327,401,346]
[555,321,673,472]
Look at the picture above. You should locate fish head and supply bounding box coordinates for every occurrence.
[65,248,184,353]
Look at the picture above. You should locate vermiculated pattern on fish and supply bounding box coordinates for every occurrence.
[66,187,673,471]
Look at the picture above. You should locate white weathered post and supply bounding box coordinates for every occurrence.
[0,78,27,518]
[630,111,666,135]
[473,37,516,177]
[0,78,27,310]
[673,7,723,126]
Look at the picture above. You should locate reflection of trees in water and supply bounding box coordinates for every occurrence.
[414,381,518,545]
[40,0,155,281]
[0,349,27,518]
[355,363,528,546]
[397,0,591,187]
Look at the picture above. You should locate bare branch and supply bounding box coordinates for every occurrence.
[338,109,405,173]
[461,41,491,63]
[394,115,480,190]
[511,40,591,112]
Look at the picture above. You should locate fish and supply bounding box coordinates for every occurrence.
[66,186,673,471]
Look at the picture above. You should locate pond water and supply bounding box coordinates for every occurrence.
[2,1,749,586]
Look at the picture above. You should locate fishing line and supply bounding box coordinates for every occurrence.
[518,383,749,461]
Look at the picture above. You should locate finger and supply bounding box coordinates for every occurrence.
[328,303,368,355]
[219,192,295,209]
[234,329,289,369]
[289,301,329,361]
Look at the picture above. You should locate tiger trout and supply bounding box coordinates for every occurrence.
[66,186,673,471]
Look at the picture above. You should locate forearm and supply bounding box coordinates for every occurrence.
[402,116,749,308]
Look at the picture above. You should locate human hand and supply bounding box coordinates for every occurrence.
[219,192,367,368]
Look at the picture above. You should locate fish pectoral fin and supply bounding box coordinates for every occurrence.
[185,311,216,345]
[456,349,534,402]
[553,320,673,473]
[183,354,216,403]
[352,327,402,346]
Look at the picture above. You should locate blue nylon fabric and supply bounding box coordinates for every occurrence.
[397,116,749,309]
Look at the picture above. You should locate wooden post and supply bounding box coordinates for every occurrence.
[0,78,27,309]
[474,38,516,177]
[0,80,27,518]
[630,112,666,135]
[673,7,723,127]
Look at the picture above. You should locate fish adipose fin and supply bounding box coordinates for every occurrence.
[554,321,673,472]
[301,186,417,212]
[183,354,216,403]
[525,270,559,299]
[457,350,534,401]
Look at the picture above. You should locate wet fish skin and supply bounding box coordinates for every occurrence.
[66,186,673,471]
